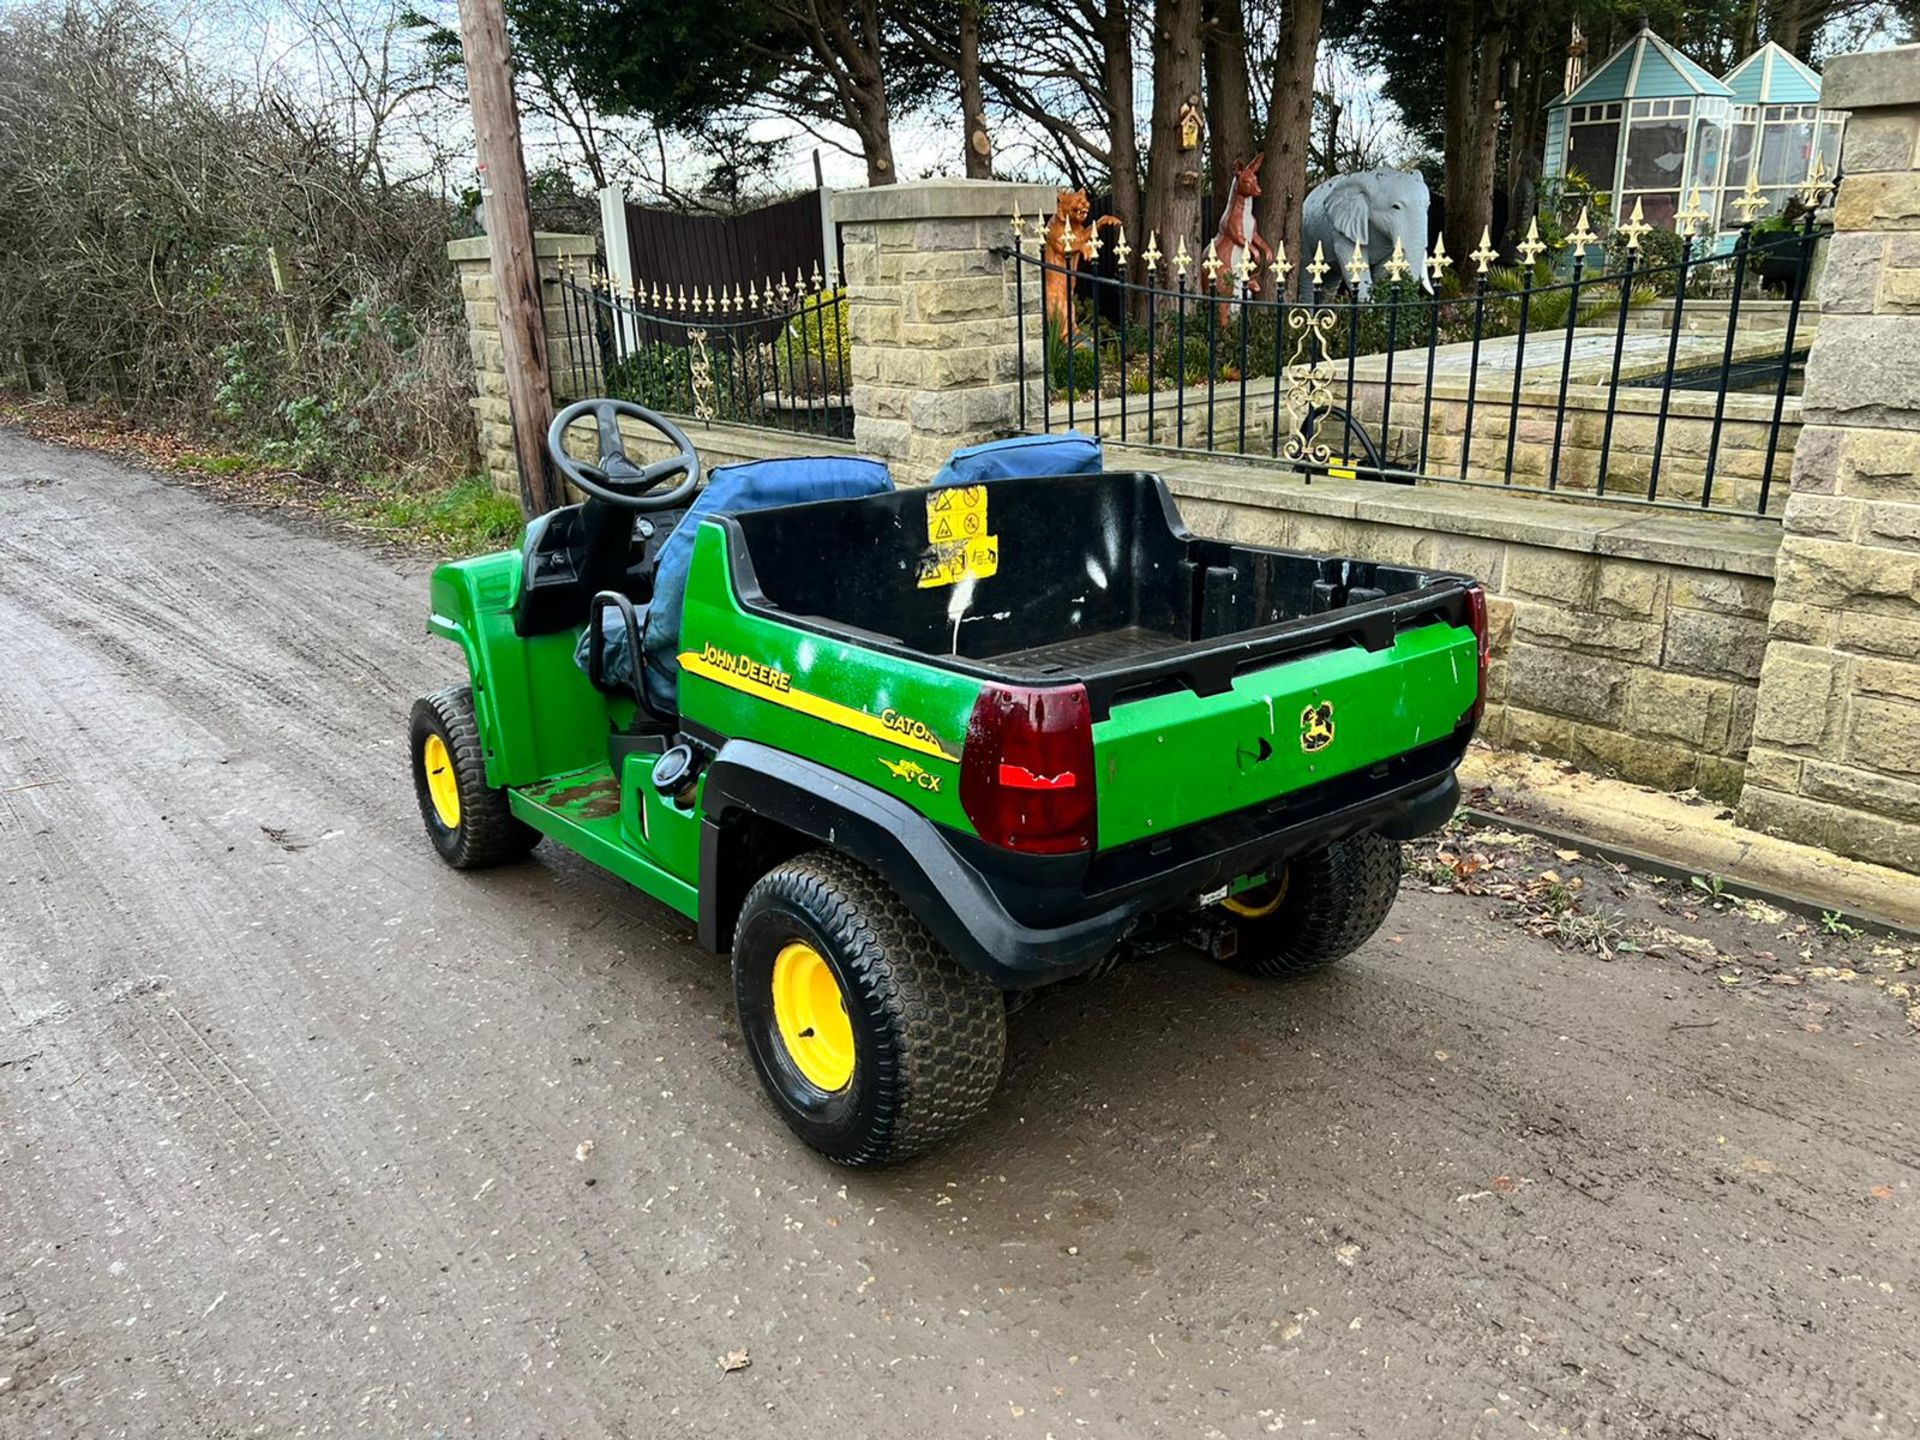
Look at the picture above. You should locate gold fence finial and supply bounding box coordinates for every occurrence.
[1174,235,1192,278]
[1676,187,1711,235]
[1202,236,1221,283]
[1470,226,1499,274]
[1010,209,1029,238]
[1306,242,1330,287]
[1618,198,1652,251]
[1516,216,1547,267]
[1567,206,1599,255]
[1801,150,1832,208]
[1732,172,1768,224]
[1425,236,1451,283]
[1142,231,1162,275]
[1348,238,1370,284]
[1114,226,1132,268]
[1384,237,1410,283]
[1270,240,1292,288]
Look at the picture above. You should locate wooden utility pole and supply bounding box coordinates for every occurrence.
[456,0,561,516]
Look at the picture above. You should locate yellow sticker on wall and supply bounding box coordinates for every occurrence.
[917,485,1000,589]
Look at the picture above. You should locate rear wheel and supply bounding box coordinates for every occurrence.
[732,852,1006,1167]
[1216,833,1402,978]
[409,685,540,869]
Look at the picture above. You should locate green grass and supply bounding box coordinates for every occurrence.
[177,452,253,474]
[321,474,523,556]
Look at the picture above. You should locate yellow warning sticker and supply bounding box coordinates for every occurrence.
[918,485,1000,589]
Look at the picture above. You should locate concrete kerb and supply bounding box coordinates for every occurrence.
[1464,747,1920,933]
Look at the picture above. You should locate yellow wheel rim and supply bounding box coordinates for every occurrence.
[1223,867,1289,919]
[771,941,855,1092]
[423,733,461,829]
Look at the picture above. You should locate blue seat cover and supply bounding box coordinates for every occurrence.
[641,455,891,713]
[929,431,1102,487]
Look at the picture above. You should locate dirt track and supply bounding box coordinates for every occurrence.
[1,429,1916,1439]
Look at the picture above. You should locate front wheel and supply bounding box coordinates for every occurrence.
[732,852,1006,1167]
[409,686,540,869]
[1216,833,1403,977]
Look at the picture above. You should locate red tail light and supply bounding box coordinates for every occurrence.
[960,683,1096,854]
[1464,583,1491,736]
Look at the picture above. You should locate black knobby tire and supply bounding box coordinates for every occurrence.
[732,851,1006,1167]
[1219,833,1403,978]
[408,685,540,869]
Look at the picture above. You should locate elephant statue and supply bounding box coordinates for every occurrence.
[1300,169,1433,298]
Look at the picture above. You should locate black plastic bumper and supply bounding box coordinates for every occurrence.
[700,737,1464,990]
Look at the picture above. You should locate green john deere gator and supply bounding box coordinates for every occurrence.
[410,399,1489,1165]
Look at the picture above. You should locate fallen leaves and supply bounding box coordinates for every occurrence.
[1403,819,1917,1028]
[719,1348,751,1373]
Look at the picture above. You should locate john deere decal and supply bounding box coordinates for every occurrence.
[1300,701,1335,753]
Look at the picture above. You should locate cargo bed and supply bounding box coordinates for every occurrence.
[719,470,1480,717]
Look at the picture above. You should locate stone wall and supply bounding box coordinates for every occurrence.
[1066,345,1804,515]
[1144,455,1779,803]
[447,232,596,497]
[833,181,1058,485]
[1737,44,1920,873]
[1394,383,1797,515]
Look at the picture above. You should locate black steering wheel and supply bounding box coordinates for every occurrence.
[546,398,703,511]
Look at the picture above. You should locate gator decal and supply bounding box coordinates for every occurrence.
[878,756,943,792]
[679,646,959,761]
[917,485,1000,589]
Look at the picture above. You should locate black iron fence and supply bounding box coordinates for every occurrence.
[1007,196,1831,519]
[551,265,851,439]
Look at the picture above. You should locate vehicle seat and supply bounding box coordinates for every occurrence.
[637,455,892,715]
[928,430,1102,486]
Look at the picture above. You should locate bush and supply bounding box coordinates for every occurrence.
[1606,224,1690,295]
[784,287,849,371]
[0,0,473,483]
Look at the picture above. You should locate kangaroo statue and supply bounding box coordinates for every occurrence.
[1209,154,1275,323]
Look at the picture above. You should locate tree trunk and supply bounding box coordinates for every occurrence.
[1099,0,1142,248]
[1146,0,1205,276]
[1504,45,1543,241]
[1442,0,1507,273]
[821,0,896,185]
[852,85,896,184]
[1256,0,1322,294]
[958,0,991,178]
[1202,0,1256,219]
